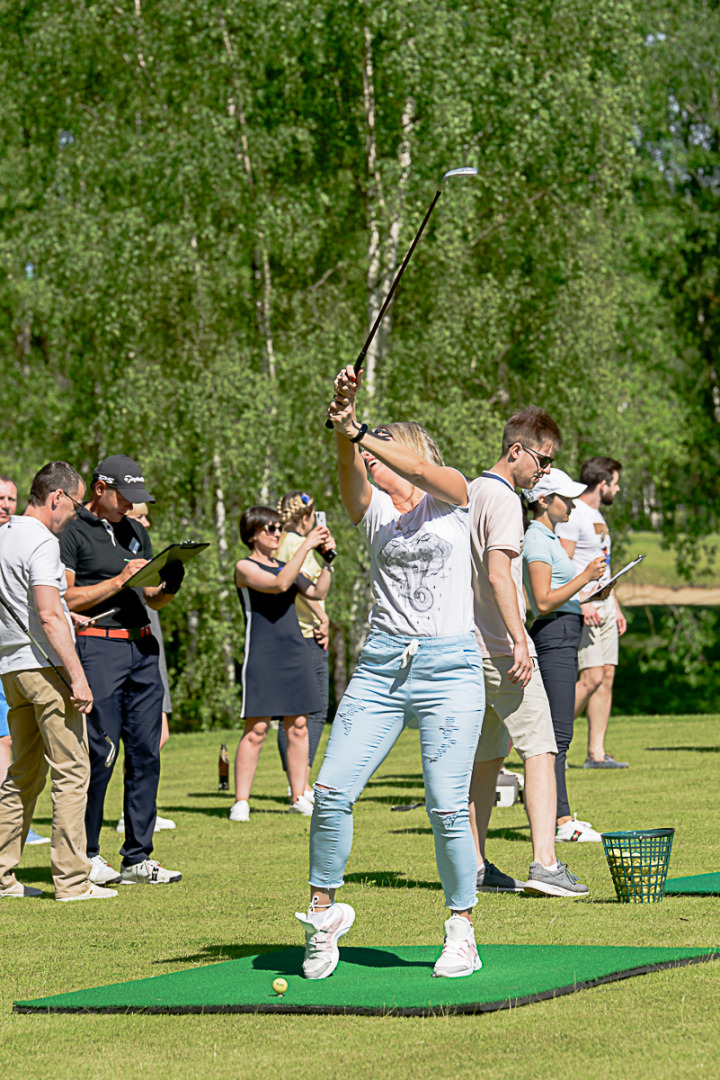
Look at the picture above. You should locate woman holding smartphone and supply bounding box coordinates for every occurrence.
[522,469,608,843]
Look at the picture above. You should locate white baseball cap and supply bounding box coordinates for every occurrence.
[522,467,586,504]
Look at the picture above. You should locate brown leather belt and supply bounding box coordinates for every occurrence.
[76,625,152,642]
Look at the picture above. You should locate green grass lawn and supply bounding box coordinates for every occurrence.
[624,532,720,588]
[2,717,719,1079]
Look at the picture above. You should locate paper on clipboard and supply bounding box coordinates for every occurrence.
[122,541,210,589]
[581,554,645,603]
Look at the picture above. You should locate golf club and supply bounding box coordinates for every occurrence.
[326,166,479,429]
[390,801,424,812]
[0,591,117,768]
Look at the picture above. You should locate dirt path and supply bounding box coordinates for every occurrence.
[616,583,720,606]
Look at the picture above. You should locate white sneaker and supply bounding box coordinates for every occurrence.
[556,813,603,843]
[287,786,315,804]
[119,859,182,885]
[89,854,122,885]
[0,880,43,898]
[433,914,482,978]
[56,883,118,902]
[289,795,314,816]
[229,800,250,822]
[117,812,176,833]
[295,901,356,979]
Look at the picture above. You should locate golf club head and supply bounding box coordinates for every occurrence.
[104,736,117,769]
[438,166,479,191]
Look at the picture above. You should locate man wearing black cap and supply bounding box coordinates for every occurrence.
[60,455,185,885]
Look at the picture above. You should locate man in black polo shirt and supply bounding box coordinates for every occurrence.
[60,455,185,885]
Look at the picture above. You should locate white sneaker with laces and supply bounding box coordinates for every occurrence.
[556,813,602,842]
[117,812,176,833]
[119,859,182,885]
[295,901,356,979]
[89,854,122,885]
[56,883,118,902]
[229,800,250,822]
[289,795,314,816]
[433,914,482,978]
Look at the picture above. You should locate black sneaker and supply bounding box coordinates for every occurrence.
[524,861,590,898]
[477,860,526,893]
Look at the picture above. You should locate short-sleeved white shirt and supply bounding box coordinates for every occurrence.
[0,516,74,674]
[469,472,535,659]
[356,484,474,638]
[556,499,611,591]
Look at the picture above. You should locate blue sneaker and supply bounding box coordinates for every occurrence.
[26,828,50,846]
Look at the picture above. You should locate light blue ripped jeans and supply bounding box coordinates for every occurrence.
[309,630,485,911]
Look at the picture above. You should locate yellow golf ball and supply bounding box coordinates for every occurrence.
[272,978,288,995]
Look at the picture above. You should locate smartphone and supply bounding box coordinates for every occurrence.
[314,511,337,563]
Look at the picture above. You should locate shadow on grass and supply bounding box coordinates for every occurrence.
[645,746,720,753]
[252,946,433,975]
[152,944,291,965]
[344,870,442,891]
[366,778,424,790]
[162,804,288,817]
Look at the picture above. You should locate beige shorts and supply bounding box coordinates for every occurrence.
[474,657,557,763]
[578,596,618,670]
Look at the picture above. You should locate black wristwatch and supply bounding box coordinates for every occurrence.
[350,423,368,444]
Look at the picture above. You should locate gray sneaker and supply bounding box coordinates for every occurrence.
[477,861,526,893]
[583,754,629,769]
[524,861,590,898]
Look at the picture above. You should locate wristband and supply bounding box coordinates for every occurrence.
[350,423,368,444]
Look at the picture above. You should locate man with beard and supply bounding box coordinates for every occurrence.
[556,457,628,769]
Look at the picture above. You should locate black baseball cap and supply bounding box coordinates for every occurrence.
[92,455,156,503]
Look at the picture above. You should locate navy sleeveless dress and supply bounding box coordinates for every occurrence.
[237,560,323,718]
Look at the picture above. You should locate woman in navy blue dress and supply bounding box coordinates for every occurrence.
[230,506,335,822]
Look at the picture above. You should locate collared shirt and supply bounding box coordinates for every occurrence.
[59,507,153,630]
[523,521,582,617]
[0,515,74,673]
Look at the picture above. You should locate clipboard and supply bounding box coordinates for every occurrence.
[582,554,645,602]
[122,541,210,589]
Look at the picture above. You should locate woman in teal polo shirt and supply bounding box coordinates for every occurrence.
[522,469,607,843]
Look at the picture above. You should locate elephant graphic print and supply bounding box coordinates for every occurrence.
[359,486,474,638]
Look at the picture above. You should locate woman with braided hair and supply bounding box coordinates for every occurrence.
[275,491,334,801]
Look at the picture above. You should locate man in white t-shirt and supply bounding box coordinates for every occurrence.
[469,407,589,899]
[0,461,115,901]
[0,475,18,790]
[556,456,628,769]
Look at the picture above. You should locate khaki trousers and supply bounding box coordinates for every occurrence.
[0,667,91,899]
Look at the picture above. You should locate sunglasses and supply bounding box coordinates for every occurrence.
[61,490,84,511]
[372,427,393,441]
[520,444,554,470]
[263,523,283,535]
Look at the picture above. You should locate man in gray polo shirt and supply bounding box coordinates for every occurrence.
[0,461,116,901]
[469,407,589,898]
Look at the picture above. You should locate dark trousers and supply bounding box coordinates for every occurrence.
[78,635,163,866]
[529,612,583,820]
[277,637,329,772]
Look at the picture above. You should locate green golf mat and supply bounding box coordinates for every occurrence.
[665,871,720,896]
[14,944,720,1017]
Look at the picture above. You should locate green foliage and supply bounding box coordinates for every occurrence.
[0,0,716,725]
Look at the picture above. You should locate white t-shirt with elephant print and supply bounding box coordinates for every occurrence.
[356,483,474,638]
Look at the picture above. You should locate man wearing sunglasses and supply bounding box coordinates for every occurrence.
[468,407,590,898]
[60,455,184,887]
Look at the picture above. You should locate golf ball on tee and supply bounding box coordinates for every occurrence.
[272,978,288,995]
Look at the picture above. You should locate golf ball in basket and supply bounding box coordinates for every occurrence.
[273,978,288,995]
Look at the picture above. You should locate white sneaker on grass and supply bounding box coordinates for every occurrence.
[25,828,50,845]
[556,814,602,843]
[89,854,122,885]
[287,786,315,804]
[289,795,314,816]
[229,800,250,822]
[117,813,176,833]
[119,859,182,885]
[295,901,356,979]
[56,883,118,902]
[433,914,482,978]
[0,881,43,898]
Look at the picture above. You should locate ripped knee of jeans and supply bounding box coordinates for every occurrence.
[427,806,468,832]
[313,783,353,813]
[334,696,367,736]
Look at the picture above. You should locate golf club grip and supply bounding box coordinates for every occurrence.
[325,186,443,430]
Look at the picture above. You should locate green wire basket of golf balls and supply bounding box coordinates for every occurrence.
[601,829,675,904]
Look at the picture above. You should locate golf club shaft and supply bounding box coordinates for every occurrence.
[0,590,117,767]
[325,167,478,430]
